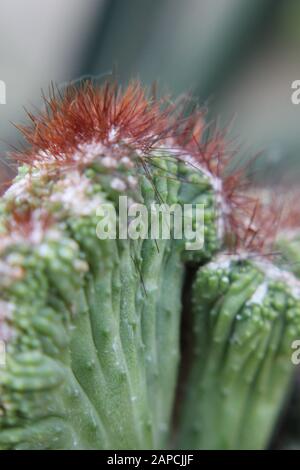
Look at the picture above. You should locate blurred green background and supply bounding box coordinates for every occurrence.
[1,0,300,184]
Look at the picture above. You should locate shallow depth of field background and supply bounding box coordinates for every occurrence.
[0,0,299,181]
[0,0,300,447]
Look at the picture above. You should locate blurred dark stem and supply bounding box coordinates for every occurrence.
[77,0,164,84]
[77,0,283,101]
[198,0,283,104]
[270,369,300,449]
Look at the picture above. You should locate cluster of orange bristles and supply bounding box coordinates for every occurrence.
[6,205,53,240]
[1,80,299,258]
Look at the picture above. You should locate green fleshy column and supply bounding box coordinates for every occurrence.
[0,149,223,449]
[271,233,300,449]
[0,237,109,450]
[0,164,155,449]
[138,154,222,445]
[276,234,300,279]
[113,154,221,446]
[177,256,300,450]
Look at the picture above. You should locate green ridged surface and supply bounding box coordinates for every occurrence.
[0,152,222,449]
[178,257,300,449]
[277,234,300,278]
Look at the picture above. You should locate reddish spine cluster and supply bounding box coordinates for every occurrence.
[3,80,296,256]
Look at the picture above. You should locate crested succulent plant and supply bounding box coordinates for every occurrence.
[0,81,299,450]
[177,254,300,449]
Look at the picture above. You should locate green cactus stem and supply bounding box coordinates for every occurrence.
[0,81,238,449]
[178,254,300,450]
[1,81,297,451]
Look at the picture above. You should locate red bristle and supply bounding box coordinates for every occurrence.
[12,81,182,166]
[228,189,285,257]
[277,191,300,232]
[8,80,284,255]
[6,205,53,241]
[175,115,262,253]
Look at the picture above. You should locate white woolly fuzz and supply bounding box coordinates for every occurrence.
[4,169,46,203]
[206,254,232,272]
[254,258,300,300]
[0,301,15,342]
[0,260,23,287]
[207,252,300,304]
[111,177,127,192]
[0,300,14,321]
[49,170,104,216]
[247,282,269,306]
